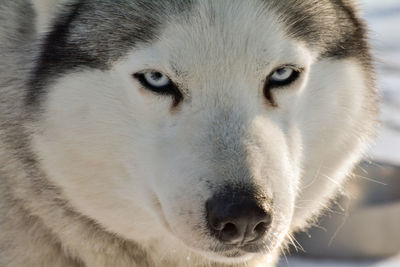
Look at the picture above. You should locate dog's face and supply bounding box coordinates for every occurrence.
[30,0,375,263]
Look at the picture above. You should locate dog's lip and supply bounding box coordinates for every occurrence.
[207,240,270,260]
[206,247,262,262]
[219,249,248,258]
[239,244,267,253]
[212,244,266,255]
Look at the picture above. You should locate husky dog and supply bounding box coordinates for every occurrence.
[0,0,377,266]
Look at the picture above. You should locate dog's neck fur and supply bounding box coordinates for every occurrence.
[0,1,376,266]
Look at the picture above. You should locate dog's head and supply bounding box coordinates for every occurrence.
[30,0,376,263]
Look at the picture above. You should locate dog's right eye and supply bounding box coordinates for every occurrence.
[266,66,301,89]
[133,71,183,106]
[263,65,303,106]
[134,71,172,91]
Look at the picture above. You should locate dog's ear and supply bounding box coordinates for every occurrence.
[32,0,71,34]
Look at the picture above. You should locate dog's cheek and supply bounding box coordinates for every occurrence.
[31,70,168,241]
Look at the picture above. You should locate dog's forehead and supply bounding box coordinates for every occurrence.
[29,0,367,106]
[153,1,302,75]
[35,0,361,71]
[66,0,360,60]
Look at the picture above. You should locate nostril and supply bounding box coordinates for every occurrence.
[254,222,267,233]
[250,221,270,241]
[219,222,240,243]
[254,212,272,233]
[221,222,237,236]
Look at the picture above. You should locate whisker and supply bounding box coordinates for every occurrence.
[280,246,290,266]
[352,173,387,186]
[288,233,305,253]
[328,205,350,246]
[302,161,324,189]
[322,174,341,186]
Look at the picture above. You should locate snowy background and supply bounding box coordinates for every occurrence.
[365,0,400,165]
[279,0,400,266]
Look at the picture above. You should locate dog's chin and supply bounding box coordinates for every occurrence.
[198,249,256,264]
[192,242,272,264]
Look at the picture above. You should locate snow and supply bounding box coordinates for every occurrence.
[364,0,400,165]
[279,1,400,266]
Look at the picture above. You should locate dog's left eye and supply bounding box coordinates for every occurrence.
[133,71,179,95]
[267,66,300,88]
[133,71,183,106]
[135,71,171,90]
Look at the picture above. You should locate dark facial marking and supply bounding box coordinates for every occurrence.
[26,0,193,107]
[133,72,184,107]
[26,0,373,109]
[27,2,97,106]
[264,0,372,64]
[263,89,278,107]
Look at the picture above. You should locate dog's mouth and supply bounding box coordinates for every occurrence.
[211,242,268,253]
[196,239,273,264]
[209,242,268,258]
[198,246,262,264]
[217,249,249,259]
[149,192,278,263]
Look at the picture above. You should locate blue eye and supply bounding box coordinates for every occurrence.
[263,66,302,106]
[134,71,173,92]
[267,66,300,88]
[270,68,293,82]
[143,72,171,88]
[133,70,183,106]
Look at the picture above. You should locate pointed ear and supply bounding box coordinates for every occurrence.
[32,0,70,34]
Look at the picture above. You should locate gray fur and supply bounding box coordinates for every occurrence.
[0,1,153,266]
[0,0,377,266]
[27,0,375,107]
[28,0,194,106]
[266,0,371,60]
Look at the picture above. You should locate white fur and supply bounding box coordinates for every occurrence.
[2,1,376,266]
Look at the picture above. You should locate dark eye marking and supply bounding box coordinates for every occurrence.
[133,71,183,107]
[263,65,302,106]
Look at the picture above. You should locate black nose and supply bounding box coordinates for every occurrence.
[206,192,272,245]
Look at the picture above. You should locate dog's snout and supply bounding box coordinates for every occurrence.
[206,193,272,245]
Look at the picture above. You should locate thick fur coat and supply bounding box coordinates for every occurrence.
[0,0,377,266]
